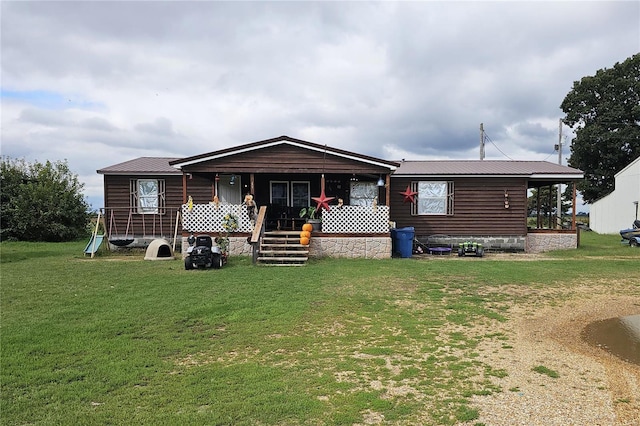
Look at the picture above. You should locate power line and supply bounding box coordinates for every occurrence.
[542,149,558,161]
[483,132,514,160]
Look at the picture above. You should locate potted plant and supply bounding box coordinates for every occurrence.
[299,206,321,232]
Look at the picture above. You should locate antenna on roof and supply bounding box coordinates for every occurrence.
[479,123,485,160]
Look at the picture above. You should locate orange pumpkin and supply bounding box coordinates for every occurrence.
[302,223,313,233]
[300,230,311,239]
[300,236,310,246]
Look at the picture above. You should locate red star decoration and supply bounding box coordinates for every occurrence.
[312,188,335,212]
[400,185,418,204]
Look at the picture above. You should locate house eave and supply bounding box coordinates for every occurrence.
[529,173,584,180]
[391,173,584,180]
[97,171,181,176]
[170,137,399,171]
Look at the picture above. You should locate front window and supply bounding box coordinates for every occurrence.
[131,179,165,214]
[291,181,310,208]
[350,181,377,206]
[270,181,289,206]
[270,181,311,207]
[412,181,454,215]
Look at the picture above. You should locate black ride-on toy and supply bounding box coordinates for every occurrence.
[184,235,224,270]
[458,241,484,257]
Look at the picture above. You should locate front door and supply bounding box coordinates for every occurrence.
[218,175,242,204]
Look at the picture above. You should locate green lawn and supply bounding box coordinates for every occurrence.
[1,232,638,425]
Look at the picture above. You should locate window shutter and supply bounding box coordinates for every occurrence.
[130,179,138,210]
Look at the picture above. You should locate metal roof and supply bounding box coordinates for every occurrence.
[97,157,181,175]
[96,154,584,181]
[393,160,583,179]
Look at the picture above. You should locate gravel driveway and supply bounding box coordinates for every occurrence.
[460,283,640,426]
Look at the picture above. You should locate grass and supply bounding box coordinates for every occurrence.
[532,365,560,379]
[1,231,639,425]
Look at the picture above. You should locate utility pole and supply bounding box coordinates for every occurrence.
[479,123,485,160]
[556,118,563,228]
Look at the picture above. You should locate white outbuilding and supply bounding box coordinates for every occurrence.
[589,156,640,234]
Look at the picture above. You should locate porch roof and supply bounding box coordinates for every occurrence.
[393,160,584,183]
[168,135,400,171]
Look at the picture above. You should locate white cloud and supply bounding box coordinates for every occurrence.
[1,0,638,208]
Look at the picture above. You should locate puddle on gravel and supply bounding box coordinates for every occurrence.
[582,315,640,365]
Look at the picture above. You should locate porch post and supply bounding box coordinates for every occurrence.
[536,188,541,228]
[572,182,577,230]
[548,184,553,228]
[182,174,188,203]
[385,175,390,206]
[250,173,255,195]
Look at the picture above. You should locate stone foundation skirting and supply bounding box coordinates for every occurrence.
[181,236,391,259]
[180,236,252,258]
[525,232,578,253]
[421,234,577,253]
[309,237,392,259]
[420,235,526,252]
[179,233,576,259]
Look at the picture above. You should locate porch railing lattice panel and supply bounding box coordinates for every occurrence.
[181,204,390,234]
[321,205,389,234]
[181,204,253,233]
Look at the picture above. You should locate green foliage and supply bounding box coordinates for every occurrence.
[527,186,572,217]
[0,157,90,241]
[299,206,318,219]
[561,53,640,203]
[532,365,560,378]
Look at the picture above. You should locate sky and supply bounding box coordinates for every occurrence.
[1,1,639,211]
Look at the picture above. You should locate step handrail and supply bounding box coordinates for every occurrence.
[251,206,267,264]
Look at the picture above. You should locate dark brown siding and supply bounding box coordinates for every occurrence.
[103,175,184,237]
[183,174,215,204]
[390,177,528,237]
[182,144,392,175]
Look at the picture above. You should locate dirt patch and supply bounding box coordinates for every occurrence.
[529,296,640,424]
[464,291,640,426]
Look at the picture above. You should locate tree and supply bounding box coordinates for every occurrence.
[527,186,571,217]
[560,53,640,203]
[0,157,90,242]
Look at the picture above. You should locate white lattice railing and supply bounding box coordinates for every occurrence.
[321,205,389,233]
[181,203,253,233]
[181,203,390,234]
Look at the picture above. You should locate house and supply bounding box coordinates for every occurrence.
[589,156,640,234]
[97,135,584,258]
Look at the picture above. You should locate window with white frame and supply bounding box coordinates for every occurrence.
[412,181,454,215]
[270,181,311,207]
[130,179,165,214]
[270,181,289,206]
[291,181,310,208]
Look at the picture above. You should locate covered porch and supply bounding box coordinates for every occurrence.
[179,200,393,261]
[169,136,400,261]
[525,178,582,253]
[179,170,393,232]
